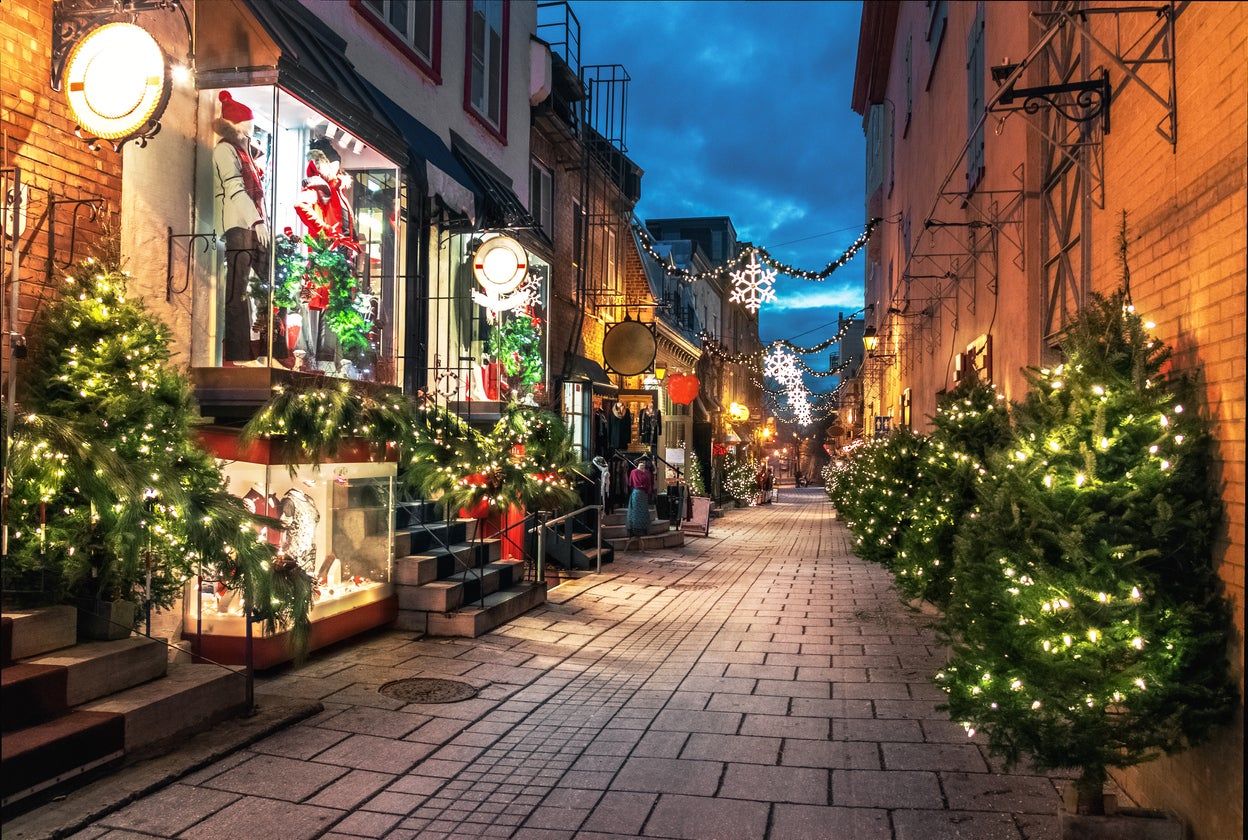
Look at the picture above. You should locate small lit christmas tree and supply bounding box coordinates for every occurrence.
[894,380,1010,606]
[8,257,310,641]
[829,430,928,566]
[685,452,708,497]
[940,292,1237,813]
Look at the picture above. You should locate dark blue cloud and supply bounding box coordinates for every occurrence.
[568,0,867,347]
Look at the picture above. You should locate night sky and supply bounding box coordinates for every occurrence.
[570,0,867,359]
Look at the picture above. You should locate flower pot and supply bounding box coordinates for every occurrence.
[1059,785,1184,840]
[77,598,137,641]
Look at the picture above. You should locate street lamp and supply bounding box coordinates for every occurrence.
[862,325,879,354]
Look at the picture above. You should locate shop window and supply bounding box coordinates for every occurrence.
[562,381,590,457]
[354,0,441,81]
[530,159,553,236]
[193,86,403,385]
[185,429,395,662]
[425,231,549,405]
[466,0,509,135]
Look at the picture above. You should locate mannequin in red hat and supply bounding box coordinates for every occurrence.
[212,90,270,365]
[292,136,360,370]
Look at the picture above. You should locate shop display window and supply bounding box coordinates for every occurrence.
[183,437,395,645]
[192,85,403,384]
[426,231,549,405]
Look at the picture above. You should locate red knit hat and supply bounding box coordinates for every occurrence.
[218,90,253,123]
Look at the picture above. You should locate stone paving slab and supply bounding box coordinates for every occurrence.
[74,489,1079,839]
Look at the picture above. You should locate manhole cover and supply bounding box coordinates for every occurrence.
[668,582,716,591]
[379,678,479,704]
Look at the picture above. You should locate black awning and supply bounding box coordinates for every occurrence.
[451,139,538,230]
[564,355,616,390]
[242,0,408,167]
[363,81,476,196]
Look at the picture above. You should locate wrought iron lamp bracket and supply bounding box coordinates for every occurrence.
[991,66,1112,134]
[165,227,216,301]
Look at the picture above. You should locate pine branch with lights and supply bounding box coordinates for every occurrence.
[686,452,708,497]
[7,258,313,646]
[722,453,759,504]
[894,380,1011,607]
[939,292,1237,814]
[827,430,929,566]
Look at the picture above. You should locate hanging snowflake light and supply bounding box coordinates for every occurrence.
[764,347,803,386]
[728,252,778,313]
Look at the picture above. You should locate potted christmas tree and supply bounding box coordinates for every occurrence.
[939,292,1236,838]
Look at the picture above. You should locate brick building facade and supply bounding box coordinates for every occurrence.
[852,2,1244,836]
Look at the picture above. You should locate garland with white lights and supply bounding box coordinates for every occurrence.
[633,218,881,285]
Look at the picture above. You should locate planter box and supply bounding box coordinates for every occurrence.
[77,600,137,641]
[1060,786,1184,840]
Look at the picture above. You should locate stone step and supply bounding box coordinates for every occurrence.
[0,710,125,806]
[394,499,441,528]
[571,547,615,570]
[393,519,469,557]
[2,664,68,731]
[395,561,518,613]
[601,519,671,540]
[608,531,686,552]
[393,539,501,586]
[3,606,77,662]
[26,636,168,707]
[601,508,657,527]
[426,583,546,638]
[78,662,247,756]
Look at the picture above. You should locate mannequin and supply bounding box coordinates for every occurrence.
[279,488,320,575]
[293,137,359,372]
[607,401,632,451]
[638,404,661,448]
[212,91,270,365]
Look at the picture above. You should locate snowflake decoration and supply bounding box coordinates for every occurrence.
[728,253,778,313]
[764,348,803,386]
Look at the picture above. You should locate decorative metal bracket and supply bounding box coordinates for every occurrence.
[47,195,105,280]
[166,226,216,301]
[990,64,1111,134]
[52,0,190,92]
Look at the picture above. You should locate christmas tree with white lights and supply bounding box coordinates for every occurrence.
[939,292,1236,813]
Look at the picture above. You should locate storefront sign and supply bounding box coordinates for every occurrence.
[64,22,171,148]
[472,235,534,312]
[602,318,657,376]
[728,402,750,422]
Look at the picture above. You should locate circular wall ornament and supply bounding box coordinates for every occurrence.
[602,318,657,376]
[473,235,529,296]
[65,22,170,147]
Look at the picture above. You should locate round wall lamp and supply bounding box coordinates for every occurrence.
[472,235,529,295]
[64,22,171,151]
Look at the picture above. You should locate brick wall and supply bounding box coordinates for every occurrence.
[1,0,122,349]
[1086,6,1246,834]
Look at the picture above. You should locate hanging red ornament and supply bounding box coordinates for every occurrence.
[667,372,700,405]
[464,472,491,487]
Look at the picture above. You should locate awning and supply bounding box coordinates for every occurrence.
[240,0,408,167]
[362,81,478,220]
[452,139,538,230]
[563,355,616,390]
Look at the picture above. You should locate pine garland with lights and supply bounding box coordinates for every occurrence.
[827,430,929,566]
[6,257,312,646]
[487,309,544,391]
[939,292,1237,813]
[893,380,1010,607]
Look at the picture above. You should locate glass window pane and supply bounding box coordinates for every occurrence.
[412,0,433,58]
[363,0,383,12]
[471,10,487,110]
[487,28,501,123]
[388,0,409,36]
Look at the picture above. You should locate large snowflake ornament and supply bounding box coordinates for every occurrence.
[764,348,802,386]
[728,253,778,313]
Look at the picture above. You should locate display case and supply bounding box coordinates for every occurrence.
[191,84,404,386]
[184,428,397,667]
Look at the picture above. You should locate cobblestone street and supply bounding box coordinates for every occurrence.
[78,489,1071,840]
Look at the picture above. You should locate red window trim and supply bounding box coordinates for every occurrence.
[462,0,510,146]
[351,0,443,85]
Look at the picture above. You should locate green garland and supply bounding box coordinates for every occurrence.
[686,452,708,496]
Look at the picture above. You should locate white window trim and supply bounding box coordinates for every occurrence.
[364,0,435,63]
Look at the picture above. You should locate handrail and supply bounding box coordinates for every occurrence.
[537,503,604,574]
[396,498,486,597]
[541,503,600,529]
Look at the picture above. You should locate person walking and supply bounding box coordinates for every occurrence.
[626,458,654,543]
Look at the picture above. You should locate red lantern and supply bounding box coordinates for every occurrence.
[667,372,699,405]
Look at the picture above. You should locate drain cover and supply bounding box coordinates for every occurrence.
[668,582,716,591]
[379,678,479,704]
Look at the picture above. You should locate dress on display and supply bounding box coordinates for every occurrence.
[607,403,632,451]
[638,406,661,449]
[593,408,609,455]
[279,488,320,575]
[626,466,654,536]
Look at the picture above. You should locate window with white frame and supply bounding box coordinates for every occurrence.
[468,0,506,128]
[358,0,437,68]
[606,227,617,291]
[530,159,553,236]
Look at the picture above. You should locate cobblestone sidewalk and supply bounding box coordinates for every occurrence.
[76,489,1078,840]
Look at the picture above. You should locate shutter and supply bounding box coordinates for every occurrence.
[966,3,985,189]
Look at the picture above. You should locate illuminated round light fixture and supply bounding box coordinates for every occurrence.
[65,22,171,148]
[728,402,751,422]
[473,235,529,295]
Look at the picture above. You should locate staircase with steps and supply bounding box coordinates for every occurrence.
[602,506,685,552]
[542,506,615,573]
[0,607,246,810]
[392,500,545,638]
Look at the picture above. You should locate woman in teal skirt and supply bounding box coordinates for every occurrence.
[626,458,654,537]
